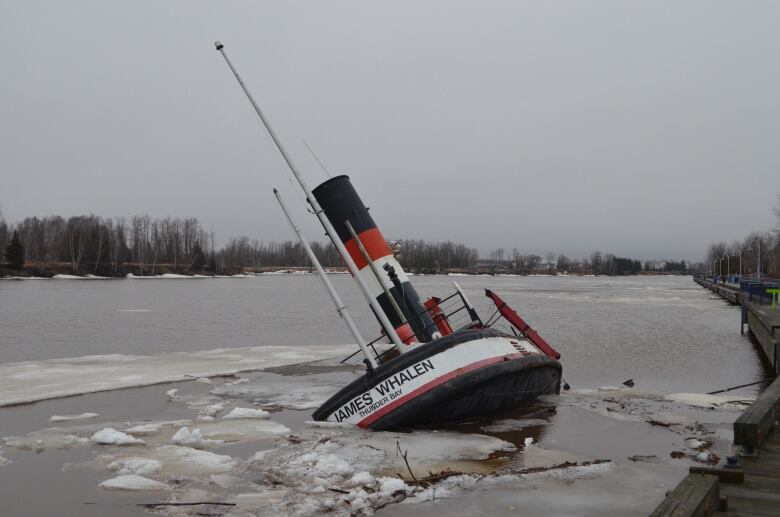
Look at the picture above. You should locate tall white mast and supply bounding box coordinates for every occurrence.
[274,189,377,368]
[215,41,406,353]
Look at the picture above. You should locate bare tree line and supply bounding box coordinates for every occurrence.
[1,214,212,275]
[704,195,780,278]
[0,213,481,274]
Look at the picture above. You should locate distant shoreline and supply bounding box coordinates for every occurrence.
[1,263,691,280]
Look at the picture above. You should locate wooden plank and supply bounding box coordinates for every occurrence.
[734,378,780,450]
[650,474,720,517]
[723,496,780,516]
[688,466,743,483]
[722,485,780,503]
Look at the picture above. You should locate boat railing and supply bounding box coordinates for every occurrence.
[340,287,481,366]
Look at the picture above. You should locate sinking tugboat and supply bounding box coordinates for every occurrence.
[215,42,562,431]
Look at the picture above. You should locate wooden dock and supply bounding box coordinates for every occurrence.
[651,280,780,516]
[651,378,780,516]
[720,424,780,515]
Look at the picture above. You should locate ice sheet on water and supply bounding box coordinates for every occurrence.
[0,344,355,406]
[210,372,351,410]
[100,474,169,491]
[5,429,90,451]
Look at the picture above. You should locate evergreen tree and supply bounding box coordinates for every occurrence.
[191,240,206,270]
[5,230,25,269]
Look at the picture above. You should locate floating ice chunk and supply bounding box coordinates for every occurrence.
[196,403,225,421]
[108,457,162,476]
[0,449,9,468]
[685,438,706,449]
[49,412,99,422]
[172,427,203,445]
[125,423,163,435]
[153,446,237,475]
[165,388,179,401]
[524,437,534,448]
[313,454,352,477]
[377,477,409,496]
[91,428,146,446]
[195,377,213,385]
[99,474,168,491]
[223,407,270,420]
[348,471,375,487]
[696,451,711,462]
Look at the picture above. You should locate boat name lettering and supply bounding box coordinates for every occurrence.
[334,392,374,422]
[374,359,435,397]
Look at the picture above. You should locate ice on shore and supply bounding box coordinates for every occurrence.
[223,407,270,420]
[50,412,99,422]
[0,344,356,407]
[230,426,517,515]
[99,474,168,491]
[91,428,146,446]
[665,393,754,410]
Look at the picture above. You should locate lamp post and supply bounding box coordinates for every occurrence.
[749,241,761,281]
[723,253,730,283]
[738,248,742,278]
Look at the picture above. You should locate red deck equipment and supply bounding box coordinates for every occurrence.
[485,289,561,360]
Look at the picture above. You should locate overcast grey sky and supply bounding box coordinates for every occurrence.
[1,1,778,260]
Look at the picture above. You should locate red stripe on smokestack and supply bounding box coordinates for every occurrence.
[344,228,392,270]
